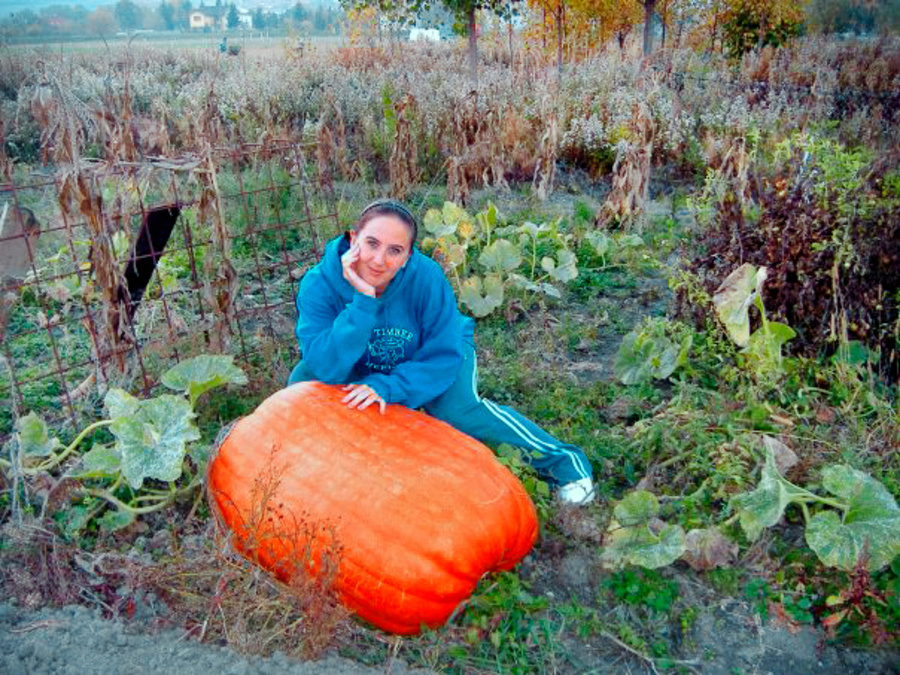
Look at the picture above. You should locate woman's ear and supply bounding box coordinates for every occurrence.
[348,230,357,246]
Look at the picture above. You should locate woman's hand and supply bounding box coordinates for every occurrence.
[341,241,376,298]
[342,383,386,414]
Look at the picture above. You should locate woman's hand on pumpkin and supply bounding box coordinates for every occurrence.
[341,242,376,298]
[342,383,386,414]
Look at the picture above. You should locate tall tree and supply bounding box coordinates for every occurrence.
[640,0,655,55]
[115,0,143,30]
[158,0,176,30]
[227,3,240,28]
[254,7,266,29]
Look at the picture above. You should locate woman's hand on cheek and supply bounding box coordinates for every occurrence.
[341,383,386,414]
[341,242,376,298]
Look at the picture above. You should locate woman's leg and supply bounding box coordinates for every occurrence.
[425,339,593,488]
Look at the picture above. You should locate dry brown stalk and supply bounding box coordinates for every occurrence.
[189,447,349,659]
[58,170,133,372]
[198,160,238,353]
[389,93,420,201]
[595,102,655,232]
[532,102,559,201]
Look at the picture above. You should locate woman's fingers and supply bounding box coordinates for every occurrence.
[341,384,386,414]
[341,244,376,297]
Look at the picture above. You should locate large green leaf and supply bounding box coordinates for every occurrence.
[805,465,900,571]
[16,412,61,458]
[586,231,611,259]
[731,444,814,541]
[98,508,136,532]
[478,239,521,273]
[614,331,690,385]
[423,207,458,238]
[542,249,578,283]
[459,274,504,317]
[615,490,659,526]
[602,523,686,569]
[442,202,470,230]
[109,394,200,489]
[75,444,121,479]
[713,263,768,347]
[161,355,248,407]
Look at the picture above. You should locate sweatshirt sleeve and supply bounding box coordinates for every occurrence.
[358,267,463,409]
[295,271,379,384]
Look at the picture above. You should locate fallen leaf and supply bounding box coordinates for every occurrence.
[763,435,799,474]
[682,527,738,570]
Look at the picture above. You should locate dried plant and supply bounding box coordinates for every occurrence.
[389,93,419,201]
[595,102,655,232]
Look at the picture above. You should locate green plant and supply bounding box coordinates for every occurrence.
[600,490,687,569]
[730,442,900,573]
[421,201,579,318]
[603,568,679,614]
[614,317,693,385]
[713,263,796,382]
[3,355,247,536]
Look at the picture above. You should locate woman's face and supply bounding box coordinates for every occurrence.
[350,215,413,293]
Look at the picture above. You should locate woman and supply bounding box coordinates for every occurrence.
[288,199,595,505]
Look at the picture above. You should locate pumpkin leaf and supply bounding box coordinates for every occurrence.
[110,394,200,489]
[614,490,659,526]
[478,239,521,273]
[57,504,93,538]
[542,249,578,283]
[459,274,504,317]
[713,263,768,347]
[75,444,121,478]
[619,233,644,248]
[682,527,739,570]
[97,508,136,532]
[423,207,457,238]
[731,444,814,541]
[475,201,499,232]
[615,330,690,385]
[518,221,549,241]
[602,522,686,569]
[586,231,611,258]
[161,355,248,407]
[105,388,140,420]
[442,202,470,230]
[805,465,900,572]
[16,412,61,458]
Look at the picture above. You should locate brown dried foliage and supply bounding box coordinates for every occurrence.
[595,102,655,232]
[185,447,350,659]
[389,93,420,201]
[677,150,900,377]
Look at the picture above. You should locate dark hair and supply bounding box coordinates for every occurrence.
[355,199,418,246]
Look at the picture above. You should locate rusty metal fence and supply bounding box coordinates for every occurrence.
[0,140,339,439]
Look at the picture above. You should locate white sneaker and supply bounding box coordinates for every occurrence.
[557,477,596,505]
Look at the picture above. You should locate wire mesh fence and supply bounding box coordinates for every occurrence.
[0,140,339,440]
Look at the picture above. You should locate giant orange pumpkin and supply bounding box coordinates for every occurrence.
[206,381,538,634]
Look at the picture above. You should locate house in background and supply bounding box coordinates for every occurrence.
[189,5,227,31]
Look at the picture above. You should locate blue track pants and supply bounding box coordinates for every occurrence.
[288,338,593,486]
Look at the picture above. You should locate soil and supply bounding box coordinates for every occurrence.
[0,603,431,675]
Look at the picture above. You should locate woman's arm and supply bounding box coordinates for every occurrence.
[295,271,378,384]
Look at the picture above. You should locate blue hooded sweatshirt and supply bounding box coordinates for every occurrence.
[295,234,474,409]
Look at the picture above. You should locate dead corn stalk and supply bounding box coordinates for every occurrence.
[595,102,655,232]
[389,94,419,201]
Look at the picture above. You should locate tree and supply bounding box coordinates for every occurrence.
[227,3,240,28]
[88,8,117,37]
[254,7,266,29]
[640,0,656,55]
[293,2,308,21]
[115,0,143,30]
[159,0,176,30]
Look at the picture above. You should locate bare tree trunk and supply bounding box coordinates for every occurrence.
[556,5,564,81]
[468,5,478,87]
[642,0,656,56]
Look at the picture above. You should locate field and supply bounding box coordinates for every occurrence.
[0,27,899,674]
